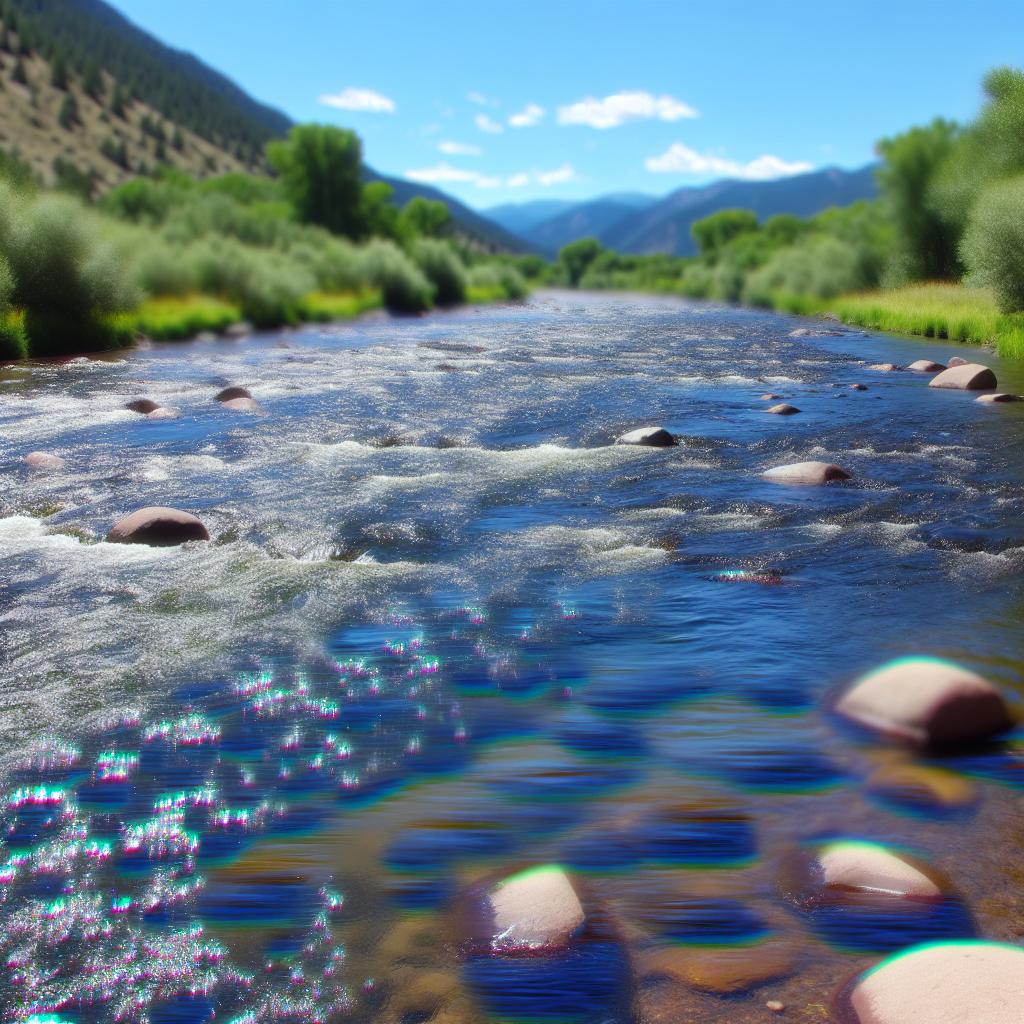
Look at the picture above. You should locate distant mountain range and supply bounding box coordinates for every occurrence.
[487,166,879,256]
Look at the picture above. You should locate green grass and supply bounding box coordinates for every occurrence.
[297,289,383,322]
[466,283,508,304]
[128,295,243,341]
[830,283,1024,359]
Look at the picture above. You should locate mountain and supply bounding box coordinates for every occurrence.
[486,199,578,236]
[513,193,659,254]
[0,0,527,251]
[602,166,879,256]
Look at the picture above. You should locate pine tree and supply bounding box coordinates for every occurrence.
[50,50,68,89]
[171,126,184,152]
[154,138,167,162]
[82,58,102,100]
[10,55,26,85]
[58,92,78,129]
[110,83,127,118]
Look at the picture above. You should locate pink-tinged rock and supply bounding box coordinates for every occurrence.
[24,451,65,471]
[146,406,179,420]
[475,866,585,953]
[837,941,1024,1024]
[837,657,1012,746]
[976,393,1022,404]
[869,363,901,372]
[928,363,998,390]
[107,507,210,547]
[767,403,801,415]
[763,461,851,485]
[947,356,969,367]
[221,397,262,414]
[907,359,947,373]
[816,841,942,900]
[215,386,252,403]
[126,398,160,414]
[616,426,676,447]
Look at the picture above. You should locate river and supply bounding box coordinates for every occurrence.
[1,290,1022,1023]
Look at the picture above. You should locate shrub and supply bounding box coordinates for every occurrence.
[411,239,467,305]
[135,239,198,297]
[466,263,528,301]
[288,236,365,292]
[960,175,1024,311]
[742,237,866,306]
[361,239,434,313]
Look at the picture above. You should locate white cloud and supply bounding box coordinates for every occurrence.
[508,102,545,128]
[467,91,491,106]
[506,172,531,188]
[318,87,396,113]
[475,113,504,134]
[644,142,813,180]
[438,140,483,156]
[535,163,577,186]
[404,162,502,189]
[557,91,697,129]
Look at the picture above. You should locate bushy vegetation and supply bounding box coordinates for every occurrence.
[960,176,1024,312]
[0,122,528,360]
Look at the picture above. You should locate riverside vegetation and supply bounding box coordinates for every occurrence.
[549,66,1024,359]
[0,122,531,359]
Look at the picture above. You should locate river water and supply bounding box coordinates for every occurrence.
[1,290,1023,1023]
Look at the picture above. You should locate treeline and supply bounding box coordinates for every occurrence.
[0,124,529,359]
[557,66,1024,323]
[3,0,287,166]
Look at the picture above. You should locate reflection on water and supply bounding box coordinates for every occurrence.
[2,292,1024,1021]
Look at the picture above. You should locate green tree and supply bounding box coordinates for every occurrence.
[398,196,451,239]
[50,50,68,89]
[876,118,960,281]
[82,58,102,100]
[358,180,399,239]
[171,126,184,152]
[690,209,759,258]
[960,175,1024,311]
[110,83,128,118]
[558,237,603,287]
[266,124,365,238]
[58,92,78,129]
[10,55,26,85]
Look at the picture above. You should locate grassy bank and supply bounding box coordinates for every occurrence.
[826,283,1024,359]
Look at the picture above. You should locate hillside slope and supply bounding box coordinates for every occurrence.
[518,193,658,254]
[603,166,879,256]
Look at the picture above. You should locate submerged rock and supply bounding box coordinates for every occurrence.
[849,383,868,391]
[221,396,262,414]
[789,326,842,337]
[908,359,947,372]
[126,398,161,414]
[760,393,782,400]
[642,942,794,994]
[223,322,253,339]
[836,657,1012,746]
[215,386,253,403]
[24,451,65,471]
[616,426,676,447]
[107,506,210,547]
[766,403,801,415]
[866,756,978,813]
[763,461,851,485]
[976,392,1022,403]
[835,941,1024,1024]
[929,363,998,390]
[146,406,179,419]
[813,840,943,900]
[466,865,585,953]
[869,363,901,372]
[947,355,969,367]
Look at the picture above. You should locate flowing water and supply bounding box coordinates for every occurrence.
[1,290,1023,1023]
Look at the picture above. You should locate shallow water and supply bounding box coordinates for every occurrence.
[1,291,1023,1023]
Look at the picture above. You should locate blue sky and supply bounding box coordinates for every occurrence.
[110,0,1020,209]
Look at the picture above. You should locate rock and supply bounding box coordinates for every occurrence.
[616,426,676,447]
[869,363,901,372]
[24,451,65,471]
[908,359,947,372]
[976,393,1022,403]
[761,393,782,400]
[106,506,210,547]
[814,840,942,900]
[928,363,998,390]
[763,461,851,485]
[126,398,160,414]
[146,406,178,420]
[215,386,253,403]
[849,383,868,391]
[767,404,801,415]
[642,942,795,994]
[195,331,217,343]
[470,865,585,953]
[836,941,1024,1024]
[766,1001,785,1014]
[947,355,969,367]
[789,327,842,337]
[866,757,977,812]
[223,321,253,339]
[836,657,1012,746]
[221,397,261,414]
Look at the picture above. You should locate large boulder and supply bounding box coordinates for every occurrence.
[126,398,161,414]
[24,451,65,471]
[763,461,851,485]
[616,426,676,447]
[929,363,997,390]
[836,657,1012,746]
[767,403,801,416]
[107,506,210,547]
[146,406,179,420]
[221,396,262,414]
[215,386,252,403]
[467,865,585,953]
[908,359,947,373]
[976,393,1022,404]
[836,941,1024,1024]
[814,841,942,900]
